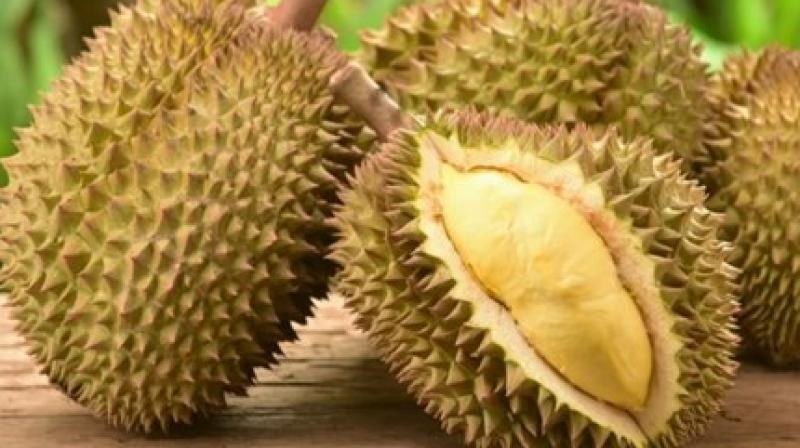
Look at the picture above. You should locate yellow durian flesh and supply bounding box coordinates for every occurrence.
[439,164,653,411]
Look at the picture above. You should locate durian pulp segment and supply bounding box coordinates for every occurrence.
[439,164,653,412]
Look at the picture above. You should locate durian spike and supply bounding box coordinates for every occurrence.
[269,0,329,31]
[330,62,417,141]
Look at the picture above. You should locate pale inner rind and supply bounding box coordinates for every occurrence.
[413,131,684,445]
[439,164,653,412]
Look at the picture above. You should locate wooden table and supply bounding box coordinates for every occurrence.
[1,294,798,447]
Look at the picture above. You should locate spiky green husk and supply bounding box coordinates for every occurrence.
[0,0,255,187]
[0,0,370,433]
[9,0,259,176]
[360,0,709,170]
[702,47,800,366]
[331,110,739,447]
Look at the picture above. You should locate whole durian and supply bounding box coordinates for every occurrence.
[702,47,800,366]
[329,66,739,447]
[360,0,710,169]
[0,0,369,433]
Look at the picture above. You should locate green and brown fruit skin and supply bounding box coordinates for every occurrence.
[0,0,370,433]
[702,47,800,367]
[359,0,710,171]
[330,110,739,447]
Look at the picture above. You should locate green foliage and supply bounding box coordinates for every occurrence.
[660,0,800,69]
[0,0,62,186]
[320,0,408,51]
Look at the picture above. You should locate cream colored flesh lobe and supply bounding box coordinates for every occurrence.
[439,164,653,412]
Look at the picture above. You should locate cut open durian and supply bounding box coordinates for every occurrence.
[330,64,740,447]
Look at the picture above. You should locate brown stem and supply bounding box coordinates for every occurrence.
[268,0,328,31]
[330,62,417,141]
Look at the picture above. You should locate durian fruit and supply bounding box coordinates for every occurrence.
[360,0,710,169]
[329,66,739,447]
[0,0,369,433]
[701,47,800,367]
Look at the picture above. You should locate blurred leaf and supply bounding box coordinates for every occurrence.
[321,0,361,51]
[0,0,34,28]
[0,38,28,156]
[725,0,771,48]
[0,0,31,187]
[774,0,800,47]
[29,1,63,97]
[0,36,25,186]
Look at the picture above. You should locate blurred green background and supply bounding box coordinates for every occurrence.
[1,0,799,186]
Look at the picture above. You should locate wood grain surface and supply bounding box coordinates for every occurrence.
[1,294,798,448]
